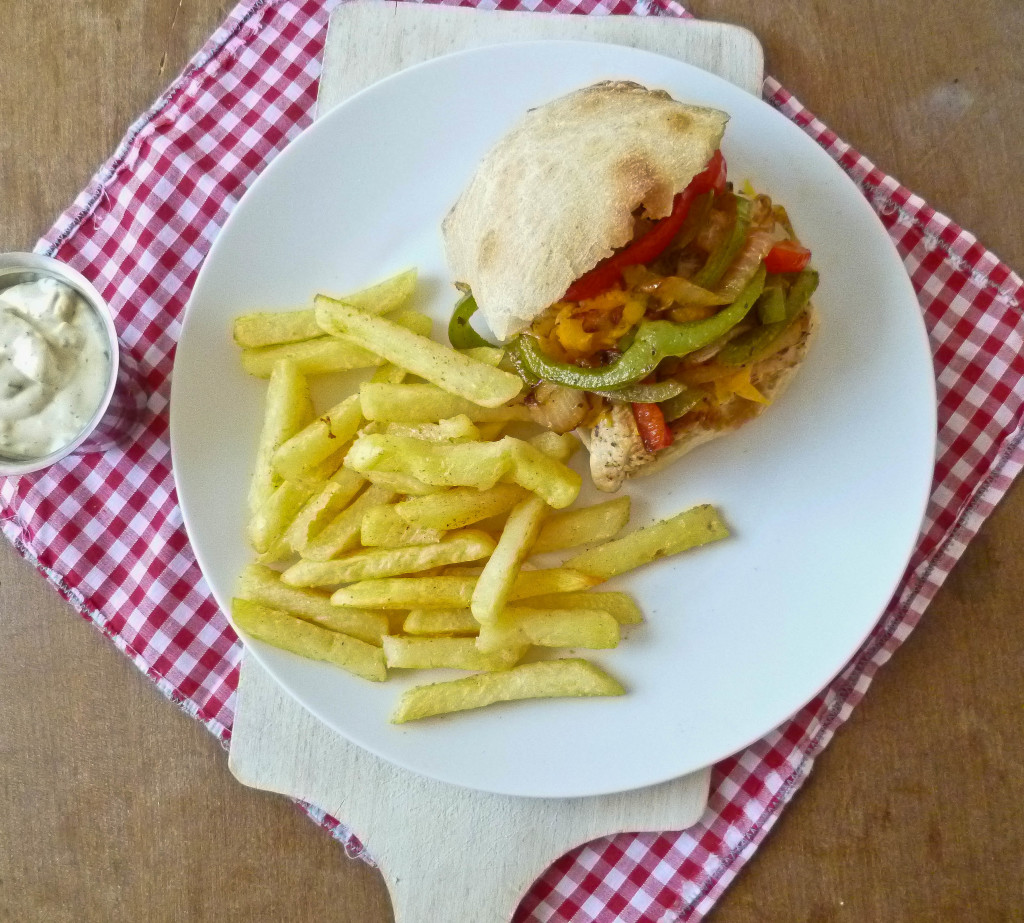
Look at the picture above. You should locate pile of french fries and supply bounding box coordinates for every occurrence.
[231,269,729,723]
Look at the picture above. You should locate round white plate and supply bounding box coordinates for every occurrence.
[171,41,936,798]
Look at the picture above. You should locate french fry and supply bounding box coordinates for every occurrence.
[283,468,365,553]
[329,267,418,316]
[476,608,619,653]
[360,504,445,548]
[315,296,522,408]
[369,362,408,385]
[344,434,581,509]
[248,360,313,546]
[532,496,631,555]
[360,383,533,424]
[241,336,381,379]
[232,598,386,682]
[273,394,363,481]
[301,485,396,562]
[391,658,624,723]
[519,591,643,626]
[394,484,525,532]
[459,346,504,366]
[232,268,418,349]
[385,415,481,444]
[529,431,580,463]
[472,495,548,624]
[283,532,495,587]
[330,568,599,609]
[565,504,729,579]
[233,310,321,349]
[382,635,525,672]
[236,564,388,645]
[249,478,318,555]
[240,312,432,378]
[402,608,480,637]
[362,470,446,496]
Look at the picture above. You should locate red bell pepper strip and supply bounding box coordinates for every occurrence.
[564,151,728,303]
[764,240,812,274]
[632,402,674,452]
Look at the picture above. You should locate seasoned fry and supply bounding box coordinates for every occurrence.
[360,383,532,424]
[330,568,599,609]
[240,312,432,378]
[329,267,418,316]
[369,362,408,385]
[241,336,381,379]
[360,504,445,548]
[460,346,504,366]
[232,598,386,682]
[520,591,643,626]
[236,564,388,644]
[472,495,548,624]
[283,532,495,587]
[476,608,619,653]
[232,268,418,349]
[315,296,522,407]
[385,415,481,443]
[529,431,580,463]
[345,434,581,508]
[565,504,729,579]
[247,360,313,546]
[283,468,365,554]
[391,658,624,723]
[402,608,480,637]
[302,485,396,562]
[382,635,524,672]
[273,394,362,481]
[394,484,525,532]
[250,478,318,555]
[362,470,446,496]
[532,496,631,555]
[233,310,320,349]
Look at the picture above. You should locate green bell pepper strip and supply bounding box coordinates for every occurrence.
[692,195,753,290]
[756,284,787,324]
[718,269,819,367]
[661,387,708,422]
[514,266,766,391]
[447,294,495,350]
[591,379,687,403]
[505,339,541,387]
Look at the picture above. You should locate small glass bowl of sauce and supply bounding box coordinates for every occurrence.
[0,253,124,475]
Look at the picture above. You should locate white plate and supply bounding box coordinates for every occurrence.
[171,41,936,798]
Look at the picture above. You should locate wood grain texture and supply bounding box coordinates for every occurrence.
[230,658,709,923]
[1,1,1023,921]
[226,18,748,921]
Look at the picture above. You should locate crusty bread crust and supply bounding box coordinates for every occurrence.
[442,81,728,341]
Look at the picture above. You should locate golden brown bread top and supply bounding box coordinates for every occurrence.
[442,81,729,340]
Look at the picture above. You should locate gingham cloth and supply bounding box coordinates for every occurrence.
[4,0,1022,919]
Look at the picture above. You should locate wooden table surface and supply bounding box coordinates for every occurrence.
[2,1,1022,920]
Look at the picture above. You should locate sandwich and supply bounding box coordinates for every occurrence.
[442,81,818,491]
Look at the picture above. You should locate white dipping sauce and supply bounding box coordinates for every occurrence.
[0,277,110,459]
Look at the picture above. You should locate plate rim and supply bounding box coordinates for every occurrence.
[170,38,937,797]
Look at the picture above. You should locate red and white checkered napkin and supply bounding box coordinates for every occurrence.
[3,0,1021,918]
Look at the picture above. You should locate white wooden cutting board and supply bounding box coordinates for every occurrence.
[229,6,763,922]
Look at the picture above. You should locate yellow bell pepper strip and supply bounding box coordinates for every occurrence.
[447,293,495,350]
[718,269,818,367]
[514,266,766,391]
[692,195,753,290]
